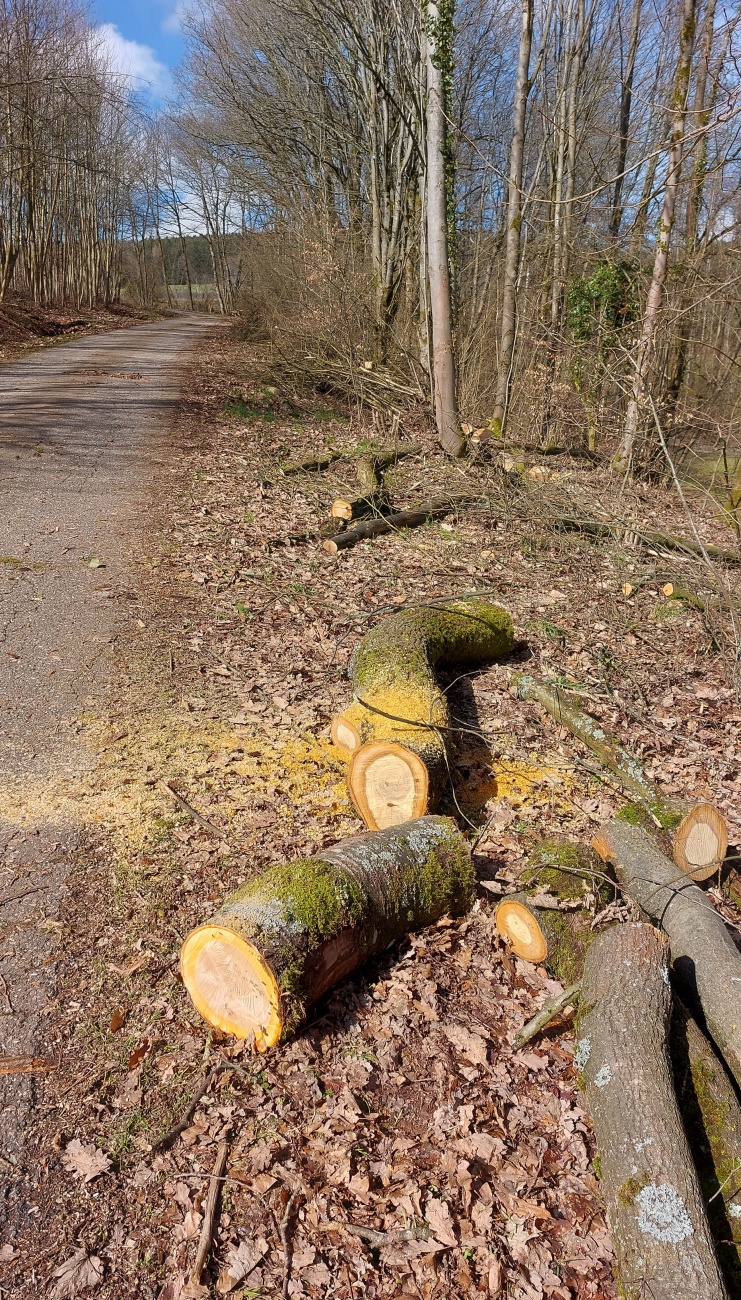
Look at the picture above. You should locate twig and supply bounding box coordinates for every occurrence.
[159,781,227,839]
[516,983,581,1045]
[279,1189,304,1300]
[189,1136,229,1288]
[151,1068,217,1152]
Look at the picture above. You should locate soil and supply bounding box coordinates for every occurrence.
[1,326,740,1300]
[0,298,168,364]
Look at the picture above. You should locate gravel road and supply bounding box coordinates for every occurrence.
[0,314,222,1216]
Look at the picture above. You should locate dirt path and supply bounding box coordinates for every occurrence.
[0,313,224,1211]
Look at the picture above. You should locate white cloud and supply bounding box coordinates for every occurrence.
[94,23,172,97]
[162,0,190,35]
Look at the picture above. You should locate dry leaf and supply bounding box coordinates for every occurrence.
[0,1243,16,1261]
[109,1009,125,1032]
[51,1248,104,1297]
[425,1197,457,1247]
[216,1237,268,1293]
[61,1139,111,1184]
[443,1024,489,1067]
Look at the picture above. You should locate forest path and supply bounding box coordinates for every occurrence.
[0,313,225,1212]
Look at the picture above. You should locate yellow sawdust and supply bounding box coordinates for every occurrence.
[489,758,574,808]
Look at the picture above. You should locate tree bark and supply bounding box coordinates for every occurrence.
[181,816,474,1048]
[423,1,465,457]
[578,922,729,1299]
[491,0,534,438]
[615,0,697,472]
[608,0,643,239]
[331,597,513,827]
[322,493,479,554]
[592,820,741,1090]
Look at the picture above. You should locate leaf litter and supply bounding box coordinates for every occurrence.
[2,328,740,1298]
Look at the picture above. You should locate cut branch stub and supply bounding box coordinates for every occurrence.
[180,816,473,1049]
[673,803,728,880]
[495,899,547,964]
[333,598,514,829]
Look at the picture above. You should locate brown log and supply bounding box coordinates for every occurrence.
[279,450,343,475]
[578,922,729,1299]
[671,999,741,1287]
[322,494,479,553]
[672,803,728,881]
[555,514,741,565]
[181,816,473,1048]
[593,820,741,1089]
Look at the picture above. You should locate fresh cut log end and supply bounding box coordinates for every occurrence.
[673,803,728,880]
[348,739,430,829]
[495,899,547,963]
[330,712,362,759]
[181,817,473,1047]
[180,924,283,1050]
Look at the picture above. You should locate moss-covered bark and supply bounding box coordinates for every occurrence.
[337,597,514,805]
[507,838,616,983]
[185,815,473,1041]
[671,998,741,1292]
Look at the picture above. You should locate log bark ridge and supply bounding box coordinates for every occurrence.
[578,923,729,1299]
[323,494,478,553]
[332,597,514,828]
[180,816,473,1049]
[593,819,741,1090]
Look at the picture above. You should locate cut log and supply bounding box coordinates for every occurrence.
[673,803,728,881]
[578,922,729,1299]
[555,514,741,566]
[322,494,479,554]
[333,597,514,828]
[180,815,473,1049]
[513,673,729,872]
[593,820,741,1090]
[496,838,616,982]
[671,998,741,1288]
[331,493,391,522]
[280,450,343,475]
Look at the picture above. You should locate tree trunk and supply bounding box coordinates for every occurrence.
[592,820,741,1090]
[608,0,643,239]
[322,493,479,555]
[578,923,728,1299]
[423,1,464,457]
[180,815,473,1048]
[615,0,697,472]
[331,597,514,827]
[491,0,534,438]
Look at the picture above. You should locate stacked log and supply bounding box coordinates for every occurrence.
[331,597,514,828]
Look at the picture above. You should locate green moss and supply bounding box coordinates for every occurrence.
[617,800,682,832]
[618,1174,649,1206]
[242,858,365,943]
[592,1155,602,1180]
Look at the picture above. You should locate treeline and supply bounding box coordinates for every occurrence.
[167,0,741,465]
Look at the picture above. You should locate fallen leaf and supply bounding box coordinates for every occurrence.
[109,1009,125,1033]
[128,1040,149,1070]
[88,557,105,569]
[443,1024,489,1067]
[51,1248,103,1297]
[425,1197,457,1247]
[0,1243,17,1261]
[61,1139,111,1184]
[216,1237,269,1293]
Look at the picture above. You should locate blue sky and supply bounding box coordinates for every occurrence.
[92,0,186,102]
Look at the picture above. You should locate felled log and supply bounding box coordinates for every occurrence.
[514,673,728,879]
[331,445,423,521]
[671,998,741,1285]
[322,493,479,554]
[578,923,728,1299]
[495,839,615,982]
[555,514,741,566]
[279,450,343,475]
[593,820,741,1089]
[331,598,513,828]
[180,815,473,1049]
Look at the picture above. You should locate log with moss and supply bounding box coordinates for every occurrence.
[671,998,741,1290]
[330,598,514,829]
[180,815,473,1050]
[514,673,728,879]
[593,820,741,1090]
[577,922,729,1299]
[495,839,616,982]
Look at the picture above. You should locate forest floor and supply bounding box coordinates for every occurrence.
[0,297,167,363]
[2,325,741,1300]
